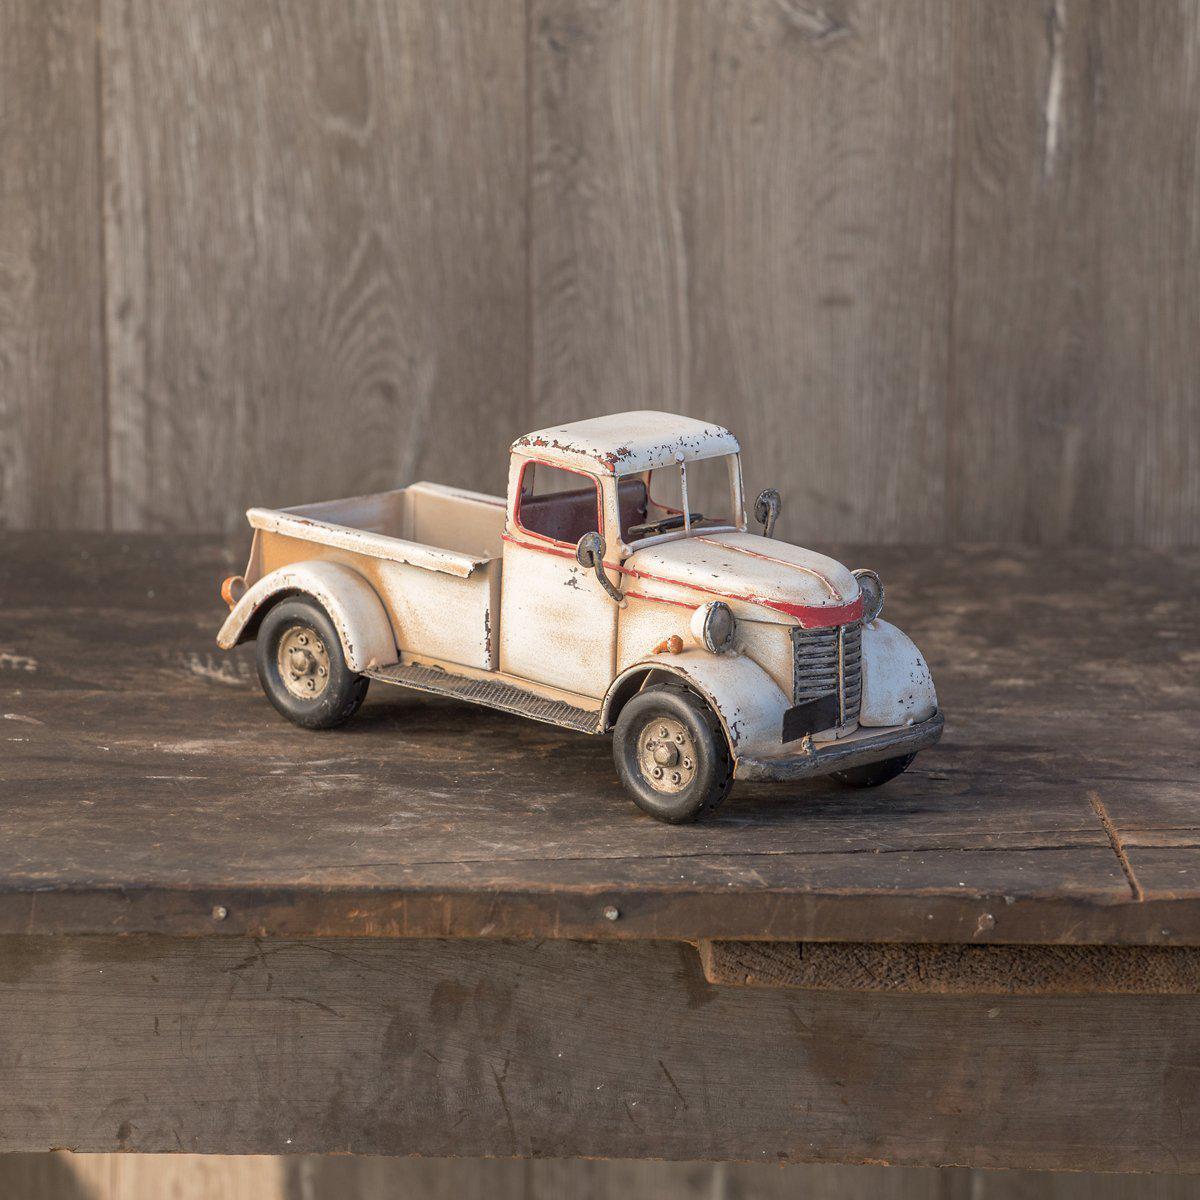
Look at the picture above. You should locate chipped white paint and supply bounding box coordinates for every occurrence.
[217,410,941,788]
[218,560,397,673]
[3,712,44,726]
[247,480,502,580]
[859,619,938,728]
[0,651,37,672]
[513,410,739,476]
[624,530,859,624]
[603,650,790,761]
[499,535,618,697]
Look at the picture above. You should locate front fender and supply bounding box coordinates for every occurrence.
[216,560,397,673]
[859,619,937,727]
[602,651,790,761]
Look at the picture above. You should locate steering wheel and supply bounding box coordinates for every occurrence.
[627,512,703,539]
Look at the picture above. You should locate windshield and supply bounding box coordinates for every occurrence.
[618,453,743,544]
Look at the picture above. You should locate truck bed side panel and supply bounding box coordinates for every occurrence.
[255,531,499,672]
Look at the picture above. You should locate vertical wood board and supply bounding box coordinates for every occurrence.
[530,0,954,545]
[100,0,527,532]
[950,0,1200,545]
[0,0,107,530]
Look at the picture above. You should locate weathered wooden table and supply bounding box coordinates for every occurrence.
[2,534,1198,1170]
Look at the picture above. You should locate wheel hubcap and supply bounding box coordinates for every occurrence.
[638,718,696,794]
[277,626,330,700]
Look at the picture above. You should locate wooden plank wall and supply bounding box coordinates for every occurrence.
[99,0,527,528]
[0,0,108,529]
[2,0,1198,544]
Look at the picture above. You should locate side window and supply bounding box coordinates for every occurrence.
[515,462,601,545]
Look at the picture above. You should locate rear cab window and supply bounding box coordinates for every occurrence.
[514,461,602,546]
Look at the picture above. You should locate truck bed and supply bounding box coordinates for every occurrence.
[247,481,505,578]
[241,482,507,672]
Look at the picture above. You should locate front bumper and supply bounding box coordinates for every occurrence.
[733,710,944,782]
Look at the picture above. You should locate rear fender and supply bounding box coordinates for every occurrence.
[601,651,789,761]
[216,560,397,673]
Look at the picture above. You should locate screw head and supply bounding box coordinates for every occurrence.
[603,905,620,921]
[211,905,229,921]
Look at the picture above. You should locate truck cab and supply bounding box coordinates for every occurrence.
[217,410,942,822]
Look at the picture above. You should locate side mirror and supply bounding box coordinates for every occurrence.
[754,488,781,539]
[575,532,624,605]
[576,530,605,569]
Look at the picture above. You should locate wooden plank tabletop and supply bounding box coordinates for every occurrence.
[2,533,1198,945]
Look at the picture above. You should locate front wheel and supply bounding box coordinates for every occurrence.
[831,753,916,788]
[612,684,733,823]
[255,597,369,729]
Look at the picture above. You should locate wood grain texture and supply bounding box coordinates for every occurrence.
[1,533,1198,944]
[0,1153,950,1200]
[100,0,526,532]
[7,0,1200,545]
[700,940,1200,994]
[530,0,954,545]
[6,1153,1200,1198]
[0,0,107,531]
[281,1159,1200,1200]
[283,1156,962,1200]
[950,0,1200,545]
[5,934,1200,1168]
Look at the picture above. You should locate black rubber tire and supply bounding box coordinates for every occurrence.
[612,683,733,823]
[831,752,916,788]
[255,597,369,730]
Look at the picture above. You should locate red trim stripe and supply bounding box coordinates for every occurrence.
[623,589,695,610]
[501,533,863,628]
[695,535,842,600]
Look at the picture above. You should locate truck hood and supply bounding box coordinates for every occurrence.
[623,530,862,627]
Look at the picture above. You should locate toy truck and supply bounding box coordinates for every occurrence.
[217,411,942,822]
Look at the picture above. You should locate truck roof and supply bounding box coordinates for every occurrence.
[512,410,740,476]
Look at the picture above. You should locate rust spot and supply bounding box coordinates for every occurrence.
[653,634,684,655]
[598,445,633,469]
[515,434,583,456]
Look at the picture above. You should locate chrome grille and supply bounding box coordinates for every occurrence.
[791,621,862,727]
[840,621,862,725]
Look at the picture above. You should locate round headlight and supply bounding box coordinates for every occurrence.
[852,568,884,623]
[691,600,736,653]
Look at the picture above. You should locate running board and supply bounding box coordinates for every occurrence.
[365,662,602,734]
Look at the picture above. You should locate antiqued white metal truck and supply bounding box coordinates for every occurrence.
[217,411,941,822]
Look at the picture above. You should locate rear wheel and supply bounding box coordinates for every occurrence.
[255,597,369,729]
[613,684,733,823]
[831,753,916,788]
